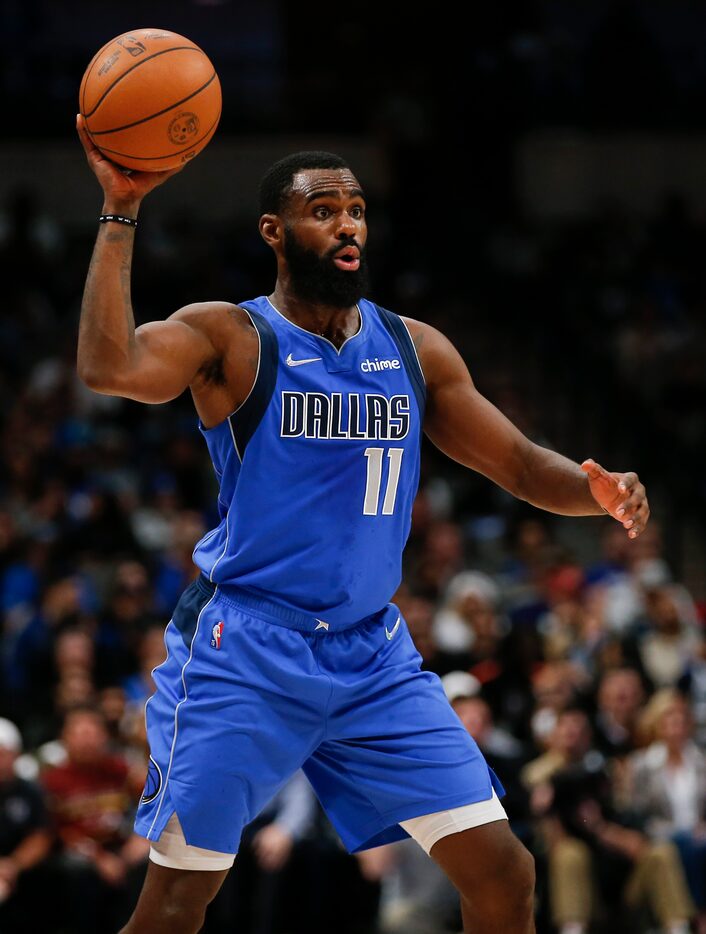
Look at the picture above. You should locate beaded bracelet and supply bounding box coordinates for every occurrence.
[99,213,138,228]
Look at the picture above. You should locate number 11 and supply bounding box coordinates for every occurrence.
[363,447,403,516]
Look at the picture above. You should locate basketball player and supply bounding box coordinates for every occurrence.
[75,115,649,934]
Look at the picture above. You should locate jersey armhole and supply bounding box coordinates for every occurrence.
[227,304,279,460]
[374,303,426,417]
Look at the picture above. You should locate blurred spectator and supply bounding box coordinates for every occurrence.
[528,662,587,750]
[522,706,597,791]
[584,523,633,589]
[592,667,647,760]
[478,622,544,746]
[61,488,141,564]
[95,560,158,684]
[526,708,694,934]
[628,690,706,932]
[627,585,702,690]
[584,521,670,637]
[41,706,148,933]
[356,837,459,934]
[3,575,94,728]
[0,717,52,933]
[98,686,133,753]
[498,515,557,625]
[129,473,182,553]
[433,571,500,651]
[679,636,706,747]
[431,570,543,743]
[409,520,465,601]
[122,624,167,709]
[538,582,589,665]
[152,509,206,613]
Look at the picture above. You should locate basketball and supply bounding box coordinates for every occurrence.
[79,28,221,172]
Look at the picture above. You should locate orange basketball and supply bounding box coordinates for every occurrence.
[79,28,222,172]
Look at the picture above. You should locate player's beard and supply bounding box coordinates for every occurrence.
[283,226,370,308]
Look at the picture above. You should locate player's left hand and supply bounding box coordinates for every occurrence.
[581,458,650,540]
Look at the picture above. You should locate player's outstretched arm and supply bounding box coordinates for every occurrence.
[75,114,219,403]
[406,318,649,536]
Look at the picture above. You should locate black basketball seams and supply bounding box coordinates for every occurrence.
[83,46,208,121]
[89,72,217,135]
[93,110,221,162]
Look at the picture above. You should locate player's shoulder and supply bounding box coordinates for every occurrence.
[398,315,450,358]
[169,302,258,352]
[170,301,255,332]
[398,316,470,388]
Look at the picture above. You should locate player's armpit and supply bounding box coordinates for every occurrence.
[405,318,534,498]
[80,302,223,404]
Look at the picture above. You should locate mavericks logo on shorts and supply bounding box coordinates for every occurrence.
[141,756,162,804]
[211,621,224,649]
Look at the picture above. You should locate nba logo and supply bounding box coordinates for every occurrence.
[210,621,224,649]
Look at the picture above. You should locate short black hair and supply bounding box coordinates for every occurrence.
[259,151,351,216]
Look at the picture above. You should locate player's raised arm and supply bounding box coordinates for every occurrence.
[75,114,218,403]
[406,318,649,536]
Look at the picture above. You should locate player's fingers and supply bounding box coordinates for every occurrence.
[615,491,643,518]
[623,501,650,538]
[132,163,187,196]
[76,113,92,146]
[155,163,189,183]
[616,471,639,495]
[76,114,104,162]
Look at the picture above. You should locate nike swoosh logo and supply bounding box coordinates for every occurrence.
[385,615,401,641]
[286,353,322,367]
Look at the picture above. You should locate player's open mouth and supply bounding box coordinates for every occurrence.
[333,246,360,271]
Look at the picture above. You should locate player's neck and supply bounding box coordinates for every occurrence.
[268,288,360,343]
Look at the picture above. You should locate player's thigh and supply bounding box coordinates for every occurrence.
[429,817,535,902]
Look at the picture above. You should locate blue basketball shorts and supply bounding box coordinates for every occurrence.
[134,575,505,855]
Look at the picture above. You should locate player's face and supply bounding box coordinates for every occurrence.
[282,169,370,307]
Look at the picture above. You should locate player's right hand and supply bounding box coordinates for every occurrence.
[580,458,649,538]
[76,114,185,211]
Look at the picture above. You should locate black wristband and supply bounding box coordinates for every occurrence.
[99,213,137,228]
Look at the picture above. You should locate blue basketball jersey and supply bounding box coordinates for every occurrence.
[192,295,426,625]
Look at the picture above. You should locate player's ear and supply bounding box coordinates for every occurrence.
[259,214,281,247]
